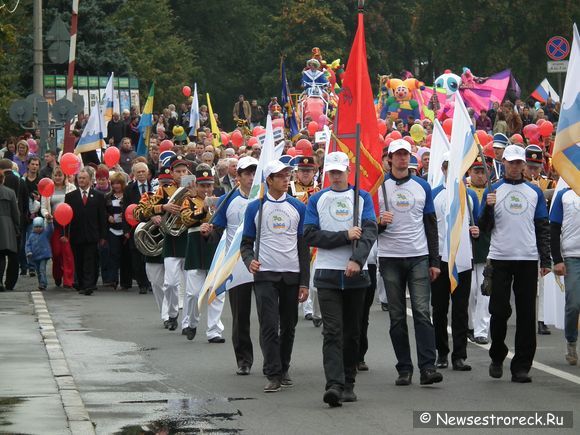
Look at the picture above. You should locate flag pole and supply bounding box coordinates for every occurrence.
[352,0,365,231]
[473,131,494,192]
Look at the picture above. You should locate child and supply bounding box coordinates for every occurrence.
[25,217,53,291]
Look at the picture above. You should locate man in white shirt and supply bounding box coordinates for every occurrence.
[479,145,551,383]
[377,139,442,386]
[241,161,309,393]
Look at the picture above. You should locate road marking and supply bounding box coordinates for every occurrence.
[404,307,580,385]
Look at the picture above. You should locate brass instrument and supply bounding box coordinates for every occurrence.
[134,221,164,257]
[160,187,190,236]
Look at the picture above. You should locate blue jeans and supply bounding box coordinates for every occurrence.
[32,259,48,289]
[379,255,436,373]
[564,257,580,344]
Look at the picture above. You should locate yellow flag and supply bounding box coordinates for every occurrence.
[206,93,222,148]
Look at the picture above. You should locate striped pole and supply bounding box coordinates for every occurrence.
[63,0,79,153]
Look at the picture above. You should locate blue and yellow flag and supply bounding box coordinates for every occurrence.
[136,83,154,156]
[76,98,105,154]
[281,60,300,139]
[553,23,580,195]
[446,93,479,291]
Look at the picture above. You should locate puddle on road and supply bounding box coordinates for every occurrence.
[114,397,244,434]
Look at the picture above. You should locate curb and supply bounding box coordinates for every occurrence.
[30,291,96,435]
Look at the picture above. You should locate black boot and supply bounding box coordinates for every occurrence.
[537,321,551,335]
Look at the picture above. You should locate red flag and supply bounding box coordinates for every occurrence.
[335,12,383,213]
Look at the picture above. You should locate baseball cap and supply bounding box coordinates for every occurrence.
[389,139,412,154]
[525,144,543,167]
[502,145,526,162]
[492,133,510,149]
[263,160,291,178]
[324,151,350,172]
[236,156,259,171]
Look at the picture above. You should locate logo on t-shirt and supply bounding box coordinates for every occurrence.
[266,209,291,234]
[504,190,529,215]
[391,188,416,212]
[329,196,353,222]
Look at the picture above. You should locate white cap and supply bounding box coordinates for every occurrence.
[389,139,412,154]
[324,151,350,172]
[263,160,291,178]
[502,144,526,162]
[236,156,259,171]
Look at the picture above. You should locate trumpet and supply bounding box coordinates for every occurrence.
[160,187,190,236]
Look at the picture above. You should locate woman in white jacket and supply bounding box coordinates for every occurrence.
[41,166,76,288]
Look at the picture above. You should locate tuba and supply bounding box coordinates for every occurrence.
[134,221,164,257]
[160,186,190,237]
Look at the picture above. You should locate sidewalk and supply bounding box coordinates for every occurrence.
[0,287,93,435]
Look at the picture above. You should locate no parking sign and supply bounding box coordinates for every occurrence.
[546,36,570,61]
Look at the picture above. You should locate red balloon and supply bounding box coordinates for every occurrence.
[475,130,488,146]
[483,144,496,160]
[307,121,319,136]
[220,132,230,146]
[286,147,297,157]
[272,118,285,129]
[60,153,80,176]
[159,139,173,152]
[182,86,191,97]
[103,146,120,168]
[539,120,554,137]
[377,119,387,136]
[295,139,313,157]
[384,137,394,148]
[389,131,403,140]
[231,130,243,147]
[248,137,258,147]
[403,136,415,145]
[523,124,540,143]
[38,178,55,197]
[442,118,453,135]
[124,204,139,227]
[252,126,265,137]
[54,203,73,226]
[536,118,546,126]
[425,134,433,148]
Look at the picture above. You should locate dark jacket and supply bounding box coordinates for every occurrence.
[106,120,126,146]
[3,171,29,230]
[64,188,107,244]
[0,184,20,252]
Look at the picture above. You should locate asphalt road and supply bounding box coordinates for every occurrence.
[39,284,580,435]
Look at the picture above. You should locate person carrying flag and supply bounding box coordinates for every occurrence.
[304,151,378,407]
[240,160,309,393]
[479,145,551,383]
[205,156,259,375]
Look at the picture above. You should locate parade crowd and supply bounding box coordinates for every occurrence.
[0,88,578,408]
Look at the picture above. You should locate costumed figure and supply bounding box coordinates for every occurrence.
[384,78,421,125]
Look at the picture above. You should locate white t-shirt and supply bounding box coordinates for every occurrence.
[213,189,249,250]
[550,188,580,259]
[243,192,305,273]
[305,186,375,270]
[377,174,435,258]
[481,180,548,261]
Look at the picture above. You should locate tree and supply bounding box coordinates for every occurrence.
[112,0,200,111]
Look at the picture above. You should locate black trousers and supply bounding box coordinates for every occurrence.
[72,242,99,291]
[229,282,254,369]
[318,287,366,390]
[431,261,471,361]
[359,263,377,362]
[253,279,299,380]
[129,245,150,288]
[0,249,19,290]
[489,260,538,374]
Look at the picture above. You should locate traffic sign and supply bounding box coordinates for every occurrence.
[546,36,570,61]
[547,60,569,73]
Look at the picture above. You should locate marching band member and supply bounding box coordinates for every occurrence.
[180,164,224,343]
[304,151,378,407]
[241,160,309,393]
